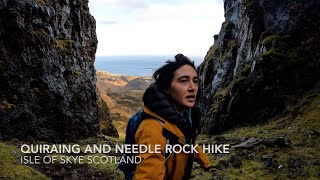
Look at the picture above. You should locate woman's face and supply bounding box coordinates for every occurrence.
[166,64,199,109]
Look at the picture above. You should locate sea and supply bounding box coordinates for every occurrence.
[94,55,204,76]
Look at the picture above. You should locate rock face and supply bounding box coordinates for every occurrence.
[0,0,116,142]
[199,0,320,134]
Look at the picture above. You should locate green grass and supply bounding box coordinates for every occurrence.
[194,91,320,179]
[76,136,124,179]
[221,40,236,62]
[258,34,299,62]
[203,43,219,63]
[259,48,296,60]
[0,136,124,179]
[84,154,120,177]
[1,89,319,179]
[224,91,320,144]
[0,142,47,180]
[259,35,289,46]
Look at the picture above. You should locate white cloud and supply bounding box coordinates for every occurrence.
[89,0,225,57]
[89,0,149,12]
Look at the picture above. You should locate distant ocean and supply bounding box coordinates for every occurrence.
[94,55,204,76]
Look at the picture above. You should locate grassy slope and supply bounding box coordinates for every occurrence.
[0,136,123,179]
[101,90,144,139]
[0,142,47,179]
[193,90,320,179]
[97,71,147,139]
[1,73,319,179]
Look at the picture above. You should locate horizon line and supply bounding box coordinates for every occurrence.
[95,54,205,59]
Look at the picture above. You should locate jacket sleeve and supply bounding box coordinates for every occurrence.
[194,145,211,170]
[133,119,167,180]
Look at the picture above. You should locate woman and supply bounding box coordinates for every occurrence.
[133,54,211,180]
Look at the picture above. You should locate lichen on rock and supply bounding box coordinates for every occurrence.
[0,0,117,142]
[199,0,320,134]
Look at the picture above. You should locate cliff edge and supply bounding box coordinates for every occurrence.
[199,0,320,134]
[0,0,117,142]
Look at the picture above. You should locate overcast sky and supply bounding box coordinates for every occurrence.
[88,0,225,58]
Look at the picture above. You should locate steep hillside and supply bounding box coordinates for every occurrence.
[122,78,153,91]
[96,70,153,93]
[0,0,116,141]
[193,91,320,179]
[96,71,153,138]
[96,71,139,92]
[199,0,320,134]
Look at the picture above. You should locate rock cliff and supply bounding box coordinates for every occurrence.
[199,0,320,134]
[0,0,117,142]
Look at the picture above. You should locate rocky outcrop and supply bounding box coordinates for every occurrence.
[199,0,320,134]
[0,0,117,142]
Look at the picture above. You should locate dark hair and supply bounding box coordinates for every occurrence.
[153,53,197,90]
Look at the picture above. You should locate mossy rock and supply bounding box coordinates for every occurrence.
[259,34,290,46]
[55,38,75,51]
[0,100,16,110]
[196,92,320,179]
[34,0,48,5]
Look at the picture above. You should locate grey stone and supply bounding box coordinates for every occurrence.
[233,137,263,148]
[0,0,117,142]
[199,0,320,135]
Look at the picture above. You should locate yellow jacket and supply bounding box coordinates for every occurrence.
[133,107,211,180]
